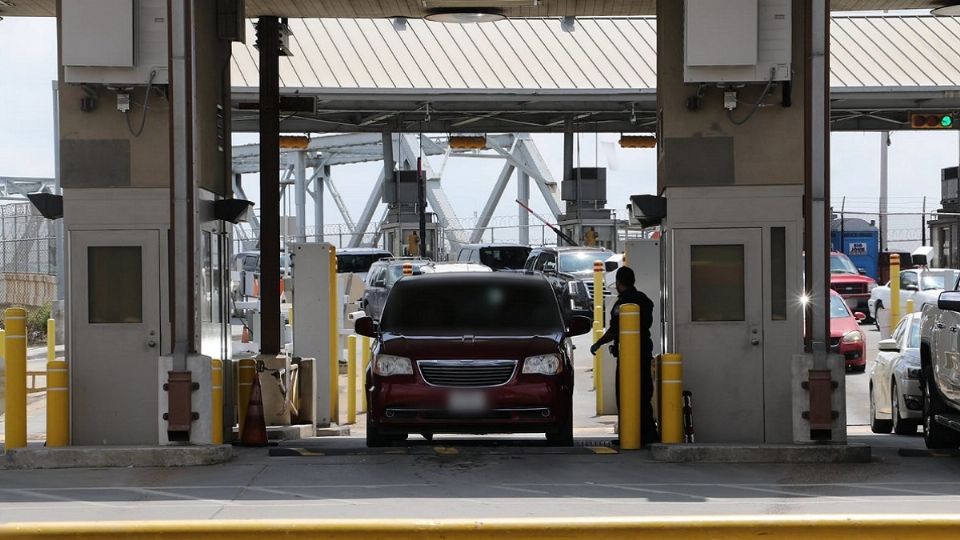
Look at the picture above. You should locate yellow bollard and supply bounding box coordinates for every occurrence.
[906,298,915,318]
[237,358,256,439]
[659,353,683,444]
[360,335,371,413]
[47,318,55,362]
[889,254,901,337]
[618,303,642,450]
[328,246,339,423]
[46,360,69,447]
[592,260,605,325]
[4,307,27,450]
[288,306,294,327]
[347,335,357,425]
[403,262,413,276]
[211,359,224,445]
[593,320,603,413]
[0,328,5,362]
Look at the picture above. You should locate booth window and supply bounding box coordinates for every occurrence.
[691,245,745,322]
[88,246,142,324]
[771,227,787,320]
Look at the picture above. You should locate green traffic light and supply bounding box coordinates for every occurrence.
[942,115,954,128]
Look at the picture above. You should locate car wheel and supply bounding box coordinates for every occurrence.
[874,303,884,332]
[546,407,574,447]
[852,364,866,374]
[922,368,960,449]
[870,382,892,434]
[892,380,918,435]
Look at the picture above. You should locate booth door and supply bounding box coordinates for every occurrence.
[674,228,765,443]
[70,229,161,445]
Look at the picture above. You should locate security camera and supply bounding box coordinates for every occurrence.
[627,195,666,227]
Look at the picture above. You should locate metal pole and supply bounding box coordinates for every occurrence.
[840,196,845,254]
[295,151,307,243]
[563,119,574,184]
[258,16,281,354]
[880,131,889,252]
[418,156,427,258]
[518,170,530,244]
[51,81,64,308]
[923,196,927,246]
[169,0,196,370]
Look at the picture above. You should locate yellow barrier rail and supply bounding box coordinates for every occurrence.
[3,516,960,540]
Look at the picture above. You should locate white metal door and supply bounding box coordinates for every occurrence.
[675,228,764,443]
[70,229,161,445]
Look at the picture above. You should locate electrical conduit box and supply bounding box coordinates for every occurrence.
[62,0,169,85]
[684,0,791,83]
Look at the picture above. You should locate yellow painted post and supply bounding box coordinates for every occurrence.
[0,328,5,362]
[659,353,683,444]
[4,307,27,450]
[403,262,413,276]
[288,306,294,327]
[618,303,642,450]
[889,254,901,335]
[46,360,69,447]
[46,318,55,362]
[593,320,603,412]
[360,336,371,413]
[329,246,339,423]
[906,298,915,318]
[237,358,256,438]
[211,359,224,445]
[347,335,357,425]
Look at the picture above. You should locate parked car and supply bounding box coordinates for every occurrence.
[526,245,614,299]
[829,290,866,372]
[360,258,433,321]
[355,272,590,447]
[919,291,960,449]
[336,248,393,281]
[869,312,923,435]
[869,269,960,333]
[830,252,877,321]
[455,244,531,271]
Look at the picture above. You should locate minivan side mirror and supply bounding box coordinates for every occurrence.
[567,315,592,337]
[938,291,960,312]
[354,316,378,338]
[858,268,867,275]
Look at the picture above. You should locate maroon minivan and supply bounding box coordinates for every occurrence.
[355,272,591,447]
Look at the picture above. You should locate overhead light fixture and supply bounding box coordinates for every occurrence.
[424,8,506,23]
[448,135,487,150]
[392,17,409,30]
[932,2,960,15]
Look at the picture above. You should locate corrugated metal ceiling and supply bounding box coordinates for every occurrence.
[231,15,960,91]
[0,1,945,18]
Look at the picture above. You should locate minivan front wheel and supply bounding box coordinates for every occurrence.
[546,406,574,447]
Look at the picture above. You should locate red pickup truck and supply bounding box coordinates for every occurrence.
[830,252,877,322]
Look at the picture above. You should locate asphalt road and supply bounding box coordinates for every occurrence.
[3,326,952,524]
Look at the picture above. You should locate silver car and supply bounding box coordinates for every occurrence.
[870,312,923,435]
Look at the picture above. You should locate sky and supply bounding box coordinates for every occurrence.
[1,16,956,250]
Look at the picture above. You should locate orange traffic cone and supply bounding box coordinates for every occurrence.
[279,278,286,303]
[253,276,260,297]
[241,371,268,446]
[241,326,250,343]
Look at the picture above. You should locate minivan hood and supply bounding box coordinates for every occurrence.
[381,333,563,359]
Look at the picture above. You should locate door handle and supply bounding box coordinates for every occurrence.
[951,326,959,334]
[147,339,158,348]
[751,338,761,346]
[937,322,946,329]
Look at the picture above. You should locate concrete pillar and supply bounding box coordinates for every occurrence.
[295,151,306,242]
[657,0,828,444]
[314,165,326,242]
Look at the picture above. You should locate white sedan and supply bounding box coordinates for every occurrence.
[869,312,923,435]
[868,268,960,337]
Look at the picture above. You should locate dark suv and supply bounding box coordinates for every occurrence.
[456,244,531,271]
[360,258,433,321]
[355,272,590,447]
[524,246,614,321]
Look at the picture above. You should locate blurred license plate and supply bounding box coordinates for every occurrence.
[448,391,488,413]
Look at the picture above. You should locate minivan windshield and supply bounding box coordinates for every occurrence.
[920,271,960,290]
[338,253,389,274]
[559,250,613,274]
[479,247,531,270]
[380,278,564,336]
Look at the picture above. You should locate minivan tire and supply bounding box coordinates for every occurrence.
[923,369,960,449]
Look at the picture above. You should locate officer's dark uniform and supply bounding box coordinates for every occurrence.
[592,285,659,443]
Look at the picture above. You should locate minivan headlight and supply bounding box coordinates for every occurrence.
[374,354,412,376]
[842,331,863,344]
[523,354,562,375]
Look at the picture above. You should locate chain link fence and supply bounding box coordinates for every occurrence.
[0,202,57,308]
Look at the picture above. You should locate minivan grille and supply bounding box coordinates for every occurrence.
[418,360,517,388]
